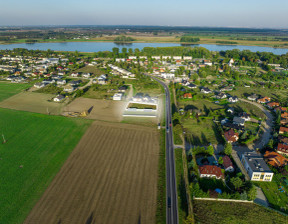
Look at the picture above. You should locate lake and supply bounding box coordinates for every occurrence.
[0,42,287,55]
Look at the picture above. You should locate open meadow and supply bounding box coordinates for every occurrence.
[0,108,92,224]
[193,200,287,224]
[24,121,160,224]
[0,82,31,102]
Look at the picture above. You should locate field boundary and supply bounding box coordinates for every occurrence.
[194,197,253,203]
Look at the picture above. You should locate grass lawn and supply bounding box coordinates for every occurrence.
[74,65,106,76]
[0,82,31,102]
[183,118,222,145]
[254,179,288,214]
[0,108,92,224]
[193,200,288,224]
[175,148,188,223]
[179,99,224,111]
[233,101,266,119]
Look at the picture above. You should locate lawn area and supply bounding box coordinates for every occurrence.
[175,148,188,223]
[128,103,157,110]
[0,82,31,102]
[183,118,222,145]
[74,65,106,76]
[179,99,224,111]
[193,200,288,224]
[233,101,266,120]
[254,179,288,214]
[0,108,92,224]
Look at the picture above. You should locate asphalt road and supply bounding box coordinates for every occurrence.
[147,75,179,224]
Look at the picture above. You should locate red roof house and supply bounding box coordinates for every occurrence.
[222,156,234,172]
[277,143,288,155]
[199,165,224,179]
[224,129,239,143]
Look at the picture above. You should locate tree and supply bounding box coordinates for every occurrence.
[224,143,232,155]
[267,139,274,150]
[218,156,223,165]
[247,185,257,201]
[230,177,243,190]
[207,145,214,155]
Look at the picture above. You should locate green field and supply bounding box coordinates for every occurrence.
[175,148,188,223]
[193,200,288,224]
[0,108,92,224]
[0,82,31,102]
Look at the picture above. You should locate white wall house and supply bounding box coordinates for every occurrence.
[113,93,124,101]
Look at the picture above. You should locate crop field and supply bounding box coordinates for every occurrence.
[0,92,67,115]
[193,200,288,224]
[0,108,92,224]
[0,82,31,102]
[24,121,160,224]
[63,97,126,122]
[74,65,106,76]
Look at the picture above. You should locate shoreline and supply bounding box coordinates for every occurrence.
[0,39,288,49]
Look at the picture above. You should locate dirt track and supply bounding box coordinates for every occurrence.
[24,121,159,224]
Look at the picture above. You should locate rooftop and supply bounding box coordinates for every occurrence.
[242,152,272,173]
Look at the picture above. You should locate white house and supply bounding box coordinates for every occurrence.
[113,93,124,101]
[228,58,235,67]
[53,95,65,102]
[183,56,192,60]
[115,58,125,62]
[160,73,175,79]
[82,73,91,78]
[241,152,273,181]
[128,56,137,60]
[57,79,66,85]
[228,96,239,103]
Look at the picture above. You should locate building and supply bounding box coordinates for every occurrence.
[183,93,192,99]
[248,94,258,101]
[264,151,288,168]
[257,97,271,104]
[239,112,250,121]
[233,117,245,126]
[215,92,227,99]
[267,102,280,109]
[279,127,288,135]
[222,156,234,172]
[228,96,238,103]
[53,95,65,102]
[113,93,124,101]
[224,129,239,143]
[241,152,274,181]
[201,87,212,94]
[277,143,288,155]
[199,165,224,179]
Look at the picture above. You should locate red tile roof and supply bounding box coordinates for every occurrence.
[279,127,288,133]
[224,129,239,143]
[199,165,224,178]
[264,151,288,168]
[222,156,233,169]
[277,143,288,154]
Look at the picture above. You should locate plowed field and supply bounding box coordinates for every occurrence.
[24,121,159,224]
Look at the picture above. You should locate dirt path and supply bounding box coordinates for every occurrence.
[24,121,159,224]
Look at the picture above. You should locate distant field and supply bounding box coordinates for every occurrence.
[0,108,92,224]
[0,82,31,102]
[24,121,159,224]
[75,65,106,75]
[193,200,287,224]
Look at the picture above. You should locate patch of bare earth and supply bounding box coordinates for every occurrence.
[24,121,159,224]
[0,92,66,115]
[63,97,127,122]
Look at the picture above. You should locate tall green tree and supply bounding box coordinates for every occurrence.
[224,143,232,155]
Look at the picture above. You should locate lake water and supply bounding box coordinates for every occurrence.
[0,42,287,55]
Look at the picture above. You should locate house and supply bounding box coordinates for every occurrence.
[239,112,251,121]
[183,93,192,99]
[222,122,244,131]
[224,129,239,143]
[220,86,233,92]
[248,94,258,101]
[34,82,46,88]
[64,86,76,92]
[257,97,271,104]
[181,80,190,86]
[96,74,108,85]
[277,143,288,155]
[279,127,288,135]
[201,87,212,94]
[215,92,227,99]
[222,156,234,172]
[57,79,66,85]
[82,73,91,78]
[227,107,235,114]
[280,118,288,125]
[160,73,175,79]
[113,93,124,101]
[274,106,287,113]
[203,60,212,66]
[281,112,288,119]
[187,83,197,89]
[71,72,80,77]
[53,94,65,102]
[228,96,238,103]
[199,165,224,179]
[69,80,82,86]
[233,117,245,126]
[267,102,280,109]
[228,58,234,67]
[278,135,288,145]
[241,152,274,181]
[118,86,128,92]
[264,151,288,168]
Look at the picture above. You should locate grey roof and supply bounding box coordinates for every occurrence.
[233,117,245,124]
[242,152,272,173]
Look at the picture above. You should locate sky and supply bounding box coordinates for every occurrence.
[0,0,288,28]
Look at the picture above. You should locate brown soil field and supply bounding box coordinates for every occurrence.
[63,97,127,122]
[24,121,159,224]
[0,92,66,115]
